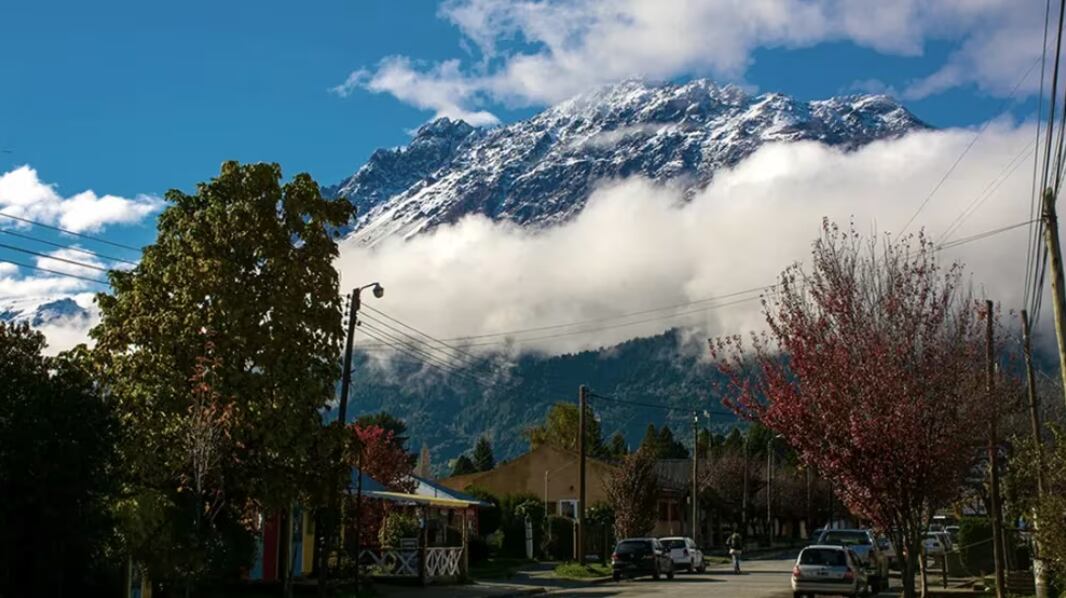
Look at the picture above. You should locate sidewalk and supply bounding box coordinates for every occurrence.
[374,562,609,598]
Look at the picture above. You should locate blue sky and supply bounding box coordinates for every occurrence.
[0,0,1049,270]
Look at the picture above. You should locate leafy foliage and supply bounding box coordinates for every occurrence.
[608,432,628,458]
[527,402,607,457]
[452,455,478,476]
[639,424,689,458]
[604,448,659,539]
[355,411,409,451]
[0,324,120,596]
[378,512,420,548]
[473,436,496,472]
[712,221,1005,598]
[92,161,353,586]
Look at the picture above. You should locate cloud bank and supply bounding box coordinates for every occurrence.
[342,0,1048,123]
[337,120,1046,357]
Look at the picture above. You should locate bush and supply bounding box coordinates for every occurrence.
[465,486,502,536]
[958,516,995,575]
[378,512,420,548]
[544,515,575,561]
[468,536,491,564]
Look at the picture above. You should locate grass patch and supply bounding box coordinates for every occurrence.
[705,555,732,565]
[553,562,612,579]
[469,557,532,580]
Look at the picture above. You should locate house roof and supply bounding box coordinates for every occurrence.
[654,459,693,491]
[349,468,482,508]
[438,443,618,494]
[409,474,492,507]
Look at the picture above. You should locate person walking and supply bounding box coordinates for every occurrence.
[727,529,744,574]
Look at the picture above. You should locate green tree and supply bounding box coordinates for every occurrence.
[92,161,354,590]
[657,425,689,459]
[451,455,477,476]
[0,324,119,597]
[527,402,607,457]
[608,431,628,458]
[473,436,496,472]
[639,424,660,456]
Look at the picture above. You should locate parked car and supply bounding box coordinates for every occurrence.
[814,529,888,593]
[791,544,869,598]
[923,532,946,557]
[930,530,954,552]
[660,536,705,573]
[944,526,960,547]
[611,538,675,581]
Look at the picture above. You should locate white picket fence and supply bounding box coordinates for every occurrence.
[359,546,463,580]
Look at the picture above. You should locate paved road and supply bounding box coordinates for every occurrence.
[546,556,898,598]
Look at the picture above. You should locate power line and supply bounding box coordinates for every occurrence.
[0,211,142,252]
[0,257,109,286]
[0,228,139,265]
[355,324,495,388]
[938,141,1036,244]
[0,241,112,273]
[900,55,1043,235]
[357,321,499,388]
[588,391,736,418]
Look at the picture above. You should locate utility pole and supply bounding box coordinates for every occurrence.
[741,432,749,537]
[1042,189,1066,406]
[986,299,1007,598]
[324,282,383,598]
[577,385,588,565]
[1022,310,1051,598]
[766,438,773,544]
[805,466,812,539]
[691,412,699,546]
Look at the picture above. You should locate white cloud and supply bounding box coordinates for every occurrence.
[341,0,1048,122]
[337,121,1049,357]
[0,165,162,233]
[333,57,500,126]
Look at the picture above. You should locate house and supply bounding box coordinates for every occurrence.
[439,443,618,517]
[247,469,483,583]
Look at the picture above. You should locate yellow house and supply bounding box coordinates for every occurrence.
[440,443,617,516]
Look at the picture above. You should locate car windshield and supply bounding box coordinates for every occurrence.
[820,531,871,546]
[801,548,848,567]
[616,541,652,554]
[661,539,685,549]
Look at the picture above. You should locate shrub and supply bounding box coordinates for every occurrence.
[958,516,995,575]
[544,515,575,561]
[468,536,490,564]
[378,512,420,548]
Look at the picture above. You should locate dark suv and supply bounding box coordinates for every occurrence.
[611,538,675,581]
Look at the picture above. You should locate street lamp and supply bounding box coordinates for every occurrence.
[338,282,384,424]
[337,282,383,597]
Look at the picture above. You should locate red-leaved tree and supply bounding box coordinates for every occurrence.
[347,423,415,546]
[711,221,999,597]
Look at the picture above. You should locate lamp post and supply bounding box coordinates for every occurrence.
[330,282,384,597]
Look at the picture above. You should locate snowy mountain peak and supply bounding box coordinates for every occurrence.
[333,78,926,246]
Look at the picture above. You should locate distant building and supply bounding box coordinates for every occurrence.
[440,443,617,517]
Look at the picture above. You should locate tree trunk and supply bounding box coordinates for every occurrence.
[900,542,919,598]
[919,548,929,598]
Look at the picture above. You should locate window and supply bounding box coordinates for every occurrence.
[800,548,848,567]
[559,499,579,519]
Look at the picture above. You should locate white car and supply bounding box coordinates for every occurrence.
[660,536,705,573]
[792,545,869,598]
[923,533,946,556]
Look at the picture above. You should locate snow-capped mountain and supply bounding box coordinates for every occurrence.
[331,78,927,246]
[0,296,93,328]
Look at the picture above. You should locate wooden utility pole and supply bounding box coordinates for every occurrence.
[741,433,749,536]
[691,412,699,546]
[577,385,588,565]
[1042,189,1066,406]
[1022,310,1051,598]
[986,299,1006,598]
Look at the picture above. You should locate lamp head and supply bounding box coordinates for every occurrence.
[372,283,384,299]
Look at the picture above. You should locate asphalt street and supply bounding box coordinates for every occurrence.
[545,556,898,598]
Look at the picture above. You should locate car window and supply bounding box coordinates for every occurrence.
[820,531,872,546]
[616,540,651,554]
[800,548,848,567]
[661,539,685,549]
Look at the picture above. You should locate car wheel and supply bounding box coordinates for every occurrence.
[652,566,660,581]
[686,563,693,573]
[612,572,621,582]
[667,568,675,580]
